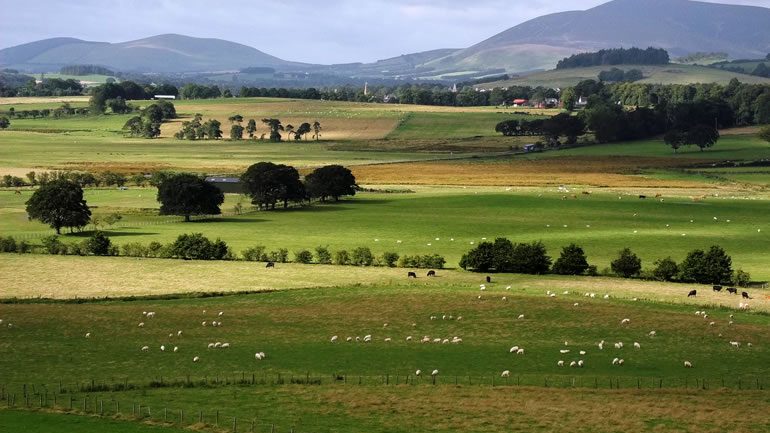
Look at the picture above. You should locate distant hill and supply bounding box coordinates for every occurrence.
[425,0,770,74]
[477,64,770,89]
[0,34,296,73]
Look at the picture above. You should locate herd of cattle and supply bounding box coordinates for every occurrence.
[688,286,752,299]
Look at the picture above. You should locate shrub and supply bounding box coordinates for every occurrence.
[122,242,149,257]
[381,251,399,267]
[242,246,267,262]
[147,241,166,258]
[333,250,350,265]
[734,269,751,287]
[17,240,30,254]
[652,257,679,282]
[459,242,495,272]
[0,236,17,253]
[400,254,446,269]
[84,231,112,256]
[351,247,374,266]
[459,238,550,274]
[315,246,332,264]
[680,246,732,284]
[610,248,642,278]
[267,248,289,263]
[41,235,65,255]
[552,244,590,275]
[510,241,551,274]
[294,249,313,264]
[170,233,231,260]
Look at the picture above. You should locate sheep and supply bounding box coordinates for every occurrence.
[560,349,571,354]
[516,349,525,355]
[648,331,657,337]
[346,337,353,342]
[549,293,556,298]
[431,369,439,376]
[85,332,91,338]
[730,341,741,348]
[618,359,625,366]
[570,361,577,367]
[612,358,619,365]
[604,294,610,299]
[331,336,338,343]
[621,318,630,325]
[684,361,693,368]
[577,360,584,368]
[574,303,580,307]
[451,337,463,344]
[173,346,179,353]
[709,321,716,326]
[579,350,586,355]
[201,321,207,327]
[415,370,421,376]
[480,285,486,291]
[146,312,155,318]
[433,338,442,344]
[747,343,753,348]
[633,342,641,349]
[501,370,510,378]
[218,311,224,317]
[214,342,222,348]
[517,314,525,320]
[557,360,565,367]
[221,343,230,349]
[384,338,392,343]
[169,333,174,338]
[383,323,388,328]
[421,336,431,343]
[177,330,183,336]
[160,345,165,351]
[254,352,266,360]
[207,343,215,349]
[406,336,413,342]
[598,341,605,350]
[138,322,145,328]
[502,296,508,301]
[509,346,519,353]
[363,334,372,343]
[563,291,570,295]
[506,286,512,290]
[141,346,149,352]
[193,356,200,362]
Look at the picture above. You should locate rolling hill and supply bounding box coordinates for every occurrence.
[0,34,296,73]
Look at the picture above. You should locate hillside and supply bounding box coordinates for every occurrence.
[427,0,770,75]
[478,64,770,89]
[0,34,295,73]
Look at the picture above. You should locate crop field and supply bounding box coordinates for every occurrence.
[1,96,769,432]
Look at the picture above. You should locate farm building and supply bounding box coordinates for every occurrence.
[205,177,244,194]
[512,98,529,107]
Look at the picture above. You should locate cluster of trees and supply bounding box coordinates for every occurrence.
[122,101,177,138]
[663,125,720,153]
[557,47,670,69]
[60,65,115,76]
[598,68,644,83]
[0,116,9,129]
[176,115,322,142]
[240,163,356,210]
[459,238,746,285]
[496,114,586,145]
[173,114,223,140]
[180,84,225,99]
[2,169,136,188]
[2,75,85,97]
[2,103,91,120]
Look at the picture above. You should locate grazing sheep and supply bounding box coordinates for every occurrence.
[633,342,641,349]
[557,360,565,367]
[221,343,230,349]
[201,321,207,327]
[730,341,741,348]
[510,346,519,353]
[255,352,264,360]
[433,338,442,343]
[612,358,619,365]
[709,322,715,326]
[85,332,91,338]
[451,337,463,344]
[570,361,577,367]
[598,341,605,350]
[549,294,556,298]
[516,349,525,355]
[218,311,224,317]
[421,336,431,343]
[415,370,421,376]
[648,331,657,337]
[517,314,525,320]
[560,349,570,354]
[506,286,512,290]
[193,356,200,362]
[346,337,353,342]
[384,338,392,343]
[364,335,372,343]
[214,342,222,348]
[177,330,183,336]
[169,333,174,338]
[331,336,338,343]
[563,291,570,295]
[574,303,580,307]
[146,312,155,318]
[618,359,625,366]
[207,343,215,349]
[160,345,166,351]
[406,336,413,342]
[604,294,610,299]
[501,370,510,378]
[578,360,584,368]
[431,369,439,376]
[684,361,693,368]
[621,318,630,325]
[138,322,145,328]
[579,350,586,355]
[173,346,179,352]
[502,296,508,301]
[141,346,149,352]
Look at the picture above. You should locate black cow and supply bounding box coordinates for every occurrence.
[266,261,275,268]
[687,289,697,297]
[408,272,417,278]
[742,291,752,299]
[713,285,722,292]
[486,276,492,283]
[427,270,436,277]
[639,195,647,199]
[727,287,738,294]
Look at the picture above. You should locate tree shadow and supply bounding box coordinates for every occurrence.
[66,230,159,238]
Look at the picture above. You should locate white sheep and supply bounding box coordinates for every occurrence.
[346,337,353,342]
[146,312,155,318]
[577,360,584,368]
[451,337,462,344]
[160,345,165,351]
[709,321,715,326]
[331,336,338,343]
[173,346,179,352]
[501,370,510,378]
[433,338,441,343]
[431,369,439,376]
[363,335,372,342]
[384,338,392,343]
[221,343,230,349]
[138,322,145,328]
[85,332,91,338]
[621,318,630,325]
[612,358,619,365]
[684,361,693,368]
[579,350,586,355]
[207,343,215,349]
[648,331,656,337]
[598,341,605,350]
[516,349,525,355]
[633,342,641,349]
[557,360,565,367]
[415,369,421,376]
[218,311,224,317]
[510,346,519,353]
[442,339,449,344]
[618,359,625,366]
[201,321,207,327]
[214,342,222,348]
[560,349,570,354]
[502,296,507,301]
[177,330,183,336]
[570,361,577,367]
[141,346,149,352]
[193,356,200,362]
[406,336,413,342]
[730,341,741,348]
[517,314,525,320]
[254,352,264,360]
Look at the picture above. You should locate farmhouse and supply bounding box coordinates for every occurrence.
[205,176,244,194]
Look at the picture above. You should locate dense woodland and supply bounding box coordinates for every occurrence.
[556,47,670,69]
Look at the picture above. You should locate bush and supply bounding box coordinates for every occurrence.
[242,246,267,262]
[41,235,65,255]
[734,269,751,287]
[333,250,350,265]
[552,244,590,275]
[680,246,732,284]
[0,236,17,253]
[17,240,30,254]
[315,246,332,264]
[267,248,289,263]
[147,241,167,258]
[399,254,446,269]
[652,257,679,281]
[351,247,374,266]
[459,238,550,274]
[610,248,642,278]
[459,242,495,272]
[170,233,231,260]
[381,251,399,267]
[122,242,149,257]
[294,249,313,264]
[84,231,112,256]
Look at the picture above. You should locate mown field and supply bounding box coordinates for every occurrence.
[0,283,768,432]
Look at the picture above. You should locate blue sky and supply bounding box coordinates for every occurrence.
[1,0,768,63]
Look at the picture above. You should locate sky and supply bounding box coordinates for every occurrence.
[1,0,769,64]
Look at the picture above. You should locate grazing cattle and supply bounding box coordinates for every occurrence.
[727,287,737,294]
[265,262,275,268]
[408,272,417,278]
[742,291,752,299]
[687,290,697,297]
[639,195,647,199]
[427,270,436,277]
[713,285,722,292]
[486,276,491,283]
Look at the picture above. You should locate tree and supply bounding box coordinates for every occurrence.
[285,124,295,140]
[663,129,685,153]
[156,173,224,222]
[296,122,312,140]
[201,119,222,139]
[685,124,719,151]
[759,126,770,144]
[312,121,322,140]
[84,231,112,256]
[170,233,230,260]
[459,241,495,272]
[679,249,708,283]
[679,246,732,284]
[0,116,9,129]
[262,118,283,142]
[755,94,770,124]
[241,162,305,210]
[552,244,589,275]
[304,165,357,202]
[611,248,642,278]
[246,119,257,139]
[26,179,91,234]
[652,257,679,282]
[230,124,244,140]
[228,114,244,124]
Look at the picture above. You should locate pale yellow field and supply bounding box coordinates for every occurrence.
[0,96,90,106]
[1,255,766,312]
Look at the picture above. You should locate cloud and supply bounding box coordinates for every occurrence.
[1,0,768,63]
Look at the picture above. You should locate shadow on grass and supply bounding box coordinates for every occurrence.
[66,230,159,238]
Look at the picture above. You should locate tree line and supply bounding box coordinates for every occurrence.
[175,116,321,142]
[557,47,670,69]
[460,238,749,286]
[60,65,115,76]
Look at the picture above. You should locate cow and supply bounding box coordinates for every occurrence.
[486,276,492,283]
[265,262,275,268]
[408,272,417,278]
[639,195,647,199]
[687,290,697,297]
[713,285,723,292]
[742,291,752,299]
[427,270,436,277]
[727,287,738,295]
